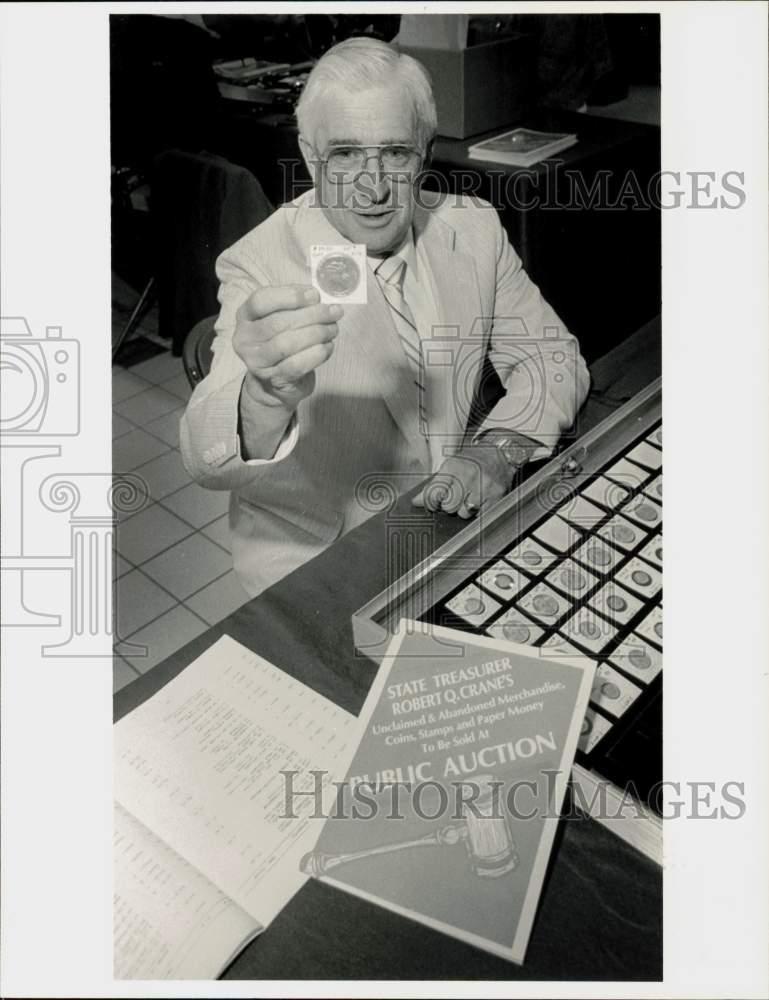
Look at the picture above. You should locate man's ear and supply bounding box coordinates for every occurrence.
[298,135,319,183]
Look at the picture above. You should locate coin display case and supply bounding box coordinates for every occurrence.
[353,379,663,862]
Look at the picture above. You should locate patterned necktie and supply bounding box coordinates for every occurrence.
[374,256,424,386]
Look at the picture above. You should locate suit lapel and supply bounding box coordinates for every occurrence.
[414,204,486,450]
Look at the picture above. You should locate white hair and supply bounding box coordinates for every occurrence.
[296,37,438,151]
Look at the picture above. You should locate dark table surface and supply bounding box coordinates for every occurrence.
[115,317,662,980]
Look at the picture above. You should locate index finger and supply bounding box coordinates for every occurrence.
[421,474,459,513]
[239,284,320,323]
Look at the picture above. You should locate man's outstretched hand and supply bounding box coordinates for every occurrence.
[234,285,342,412]
[234,285,342,460]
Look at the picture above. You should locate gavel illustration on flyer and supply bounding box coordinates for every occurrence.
[301,775,520,880]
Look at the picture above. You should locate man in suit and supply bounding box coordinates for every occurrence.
[181,37,590,597]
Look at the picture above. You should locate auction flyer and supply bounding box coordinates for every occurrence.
[302,621,595,964]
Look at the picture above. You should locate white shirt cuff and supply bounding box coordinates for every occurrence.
[241,412,299,466]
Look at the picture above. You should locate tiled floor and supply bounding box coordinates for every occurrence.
[112,344,247,694]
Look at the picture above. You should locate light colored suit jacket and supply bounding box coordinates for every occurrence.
[180,190,590,596]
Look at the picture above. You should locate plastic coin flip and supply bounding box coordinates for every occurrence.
[558,494,606,531]
[644,474,662,503]
[477,561,529,601]
[503,537,557,575]
[589,581,644,626]
[597,514,646,552]
[609,634,662,683]
[545,558,598,599]
[578,707,614,754]
[541,634,585,658]
[445,584,501,627]
[616,556,662,598]
[560,607,616,654]
[638,534,662,569]
[589,663,643,719]
[581,476,631,511]
[621,494,662,529]
[485,609,543,645]
[532,514,579,553]
[310,243,367,304]
[604,455,649,491]
[517,582,570,626]
[573,536,623,574]
[635,605,663,647]
[626,439,662,471]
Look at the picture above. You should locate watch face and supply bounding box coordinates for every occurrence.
[499,438,530,467]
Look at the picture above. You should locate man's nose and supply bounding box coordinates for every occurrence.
[357,163,391,203]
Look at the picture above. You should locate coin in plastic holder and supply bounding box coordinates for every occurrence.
[616,556,662,598]
[589,664,642,718]
[638,534,662,569]
[532,514,579,553]
[445,583,501,627]
[541,634,585,658]
[644,474,662,503]
[621,493,662,529]
[626,439,663,471]
[477,561,529,601]
[589,581,644,626]
[310,244,367,304]
[545,557,599,598]
[504,537,557,575]
[486,609,543,645]
[581,476,631,510]
[597,514,646,552]
[609,634,662,683]
[558,494,606,531]
[578,707,613,754]
[517,582,570,626]
[604,455,649,491]
[561,606,616,654]
[573,536,623,574]
[635,605,663,647]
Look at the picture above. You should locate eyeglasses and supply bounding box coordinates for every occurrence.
[320,144,423,183]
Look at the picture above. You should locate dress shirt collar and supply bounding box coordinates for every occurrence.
[367,228,418,280]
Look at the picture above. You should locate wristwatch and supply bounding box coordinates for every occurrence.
[482,431,533,471]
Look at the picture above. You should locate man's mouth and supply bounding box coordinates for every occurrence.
[352,208,397,226]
